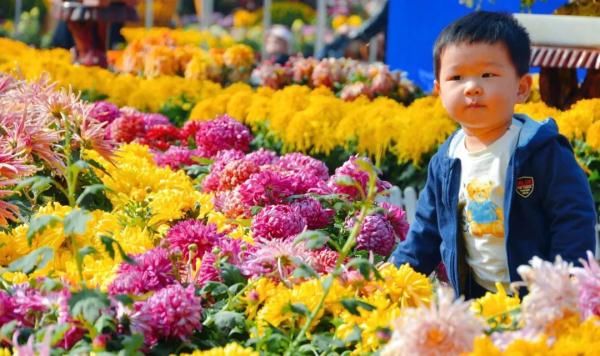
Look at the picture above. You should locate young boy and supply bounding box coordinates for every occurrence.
[389,11,597,299]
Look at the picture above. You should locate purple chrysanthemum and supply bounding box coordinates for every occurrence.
[195,115,253,157]
[132,284,202,345]
[380,202,410,241]
[251,204,307,240]
[245,148,279,167]
[347,213,396,256]
[327,156,391,200]
[241,239,313,280]
[108,248,176,295]
[154,146,195,170]
[166,220,224,263]
[278,152,329,181]
[89,101,120,124]
[291,197,334,229]
[238,171,295,207]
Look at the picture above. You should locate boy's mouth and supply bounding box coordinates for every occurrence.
[466,102,485,109]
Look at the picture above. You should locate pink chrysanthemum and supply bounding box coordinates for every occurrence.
[194,115,253,157]
[517,256,579,332]
[213,189,251,218]
[132,284,202,345]
[278,152,329,181]
[10,284,47,327]
[154,146,195,170]
[286,171,328,195]
[141,113,171,130]
[380,202,410,241]
[89,101,120,124]
[245,148,279,167]
[166,220,224,263]
[241,239,312,280]
[202,149,247,192]
[572,251,600,319]
[382,286,485,356]
[196,252,222,286]
[215,237,245,266]
[108,248,176,295]
[347,213,396,256]
[0,290,16,325]
[238,171,295,207]
[251,204,307,240]
[291,197,334,229]
[309,248,339,274]
[218,159,260,191]
[327,156,391,200]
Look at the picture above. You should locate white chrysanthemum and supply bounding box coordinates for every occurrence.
[381,286,485,356]
[518,256,579,331]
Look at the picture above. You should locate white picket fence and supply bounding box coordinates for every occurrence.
[378,186,600,258]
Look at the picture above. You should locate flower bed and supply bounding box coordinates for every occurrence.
[0,74,599,355]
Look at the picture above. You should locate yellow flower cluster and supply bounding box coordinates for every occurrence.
[471,283,521,328]
[331,14,363,30]
[190,84,457,165]
[121,27,236,48]
[182,343,258,356]
[233,9,260,28]
[0,202,154,288]
[335,264,432,353]
[468,316,600,355]
[243,264,432,353]
[85,144,202,227]
[0,38,222,112]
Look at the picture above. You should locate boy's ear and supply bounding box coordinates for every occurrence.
[433,80,440,95]
[517,74,532,103]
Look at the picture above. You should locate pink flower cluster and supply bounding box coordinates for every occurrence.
[108,247,176,295]
[252,57,415,101]
[327,156,392,200]
[131,284,202,345]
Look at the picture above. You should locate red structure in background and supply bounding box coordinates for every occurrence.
[56,0,138,67]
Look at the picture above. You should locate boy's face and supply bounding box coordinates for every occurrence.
[434,42,531,132]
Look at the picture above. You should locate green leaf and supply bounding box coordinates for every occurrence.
[220,263,246,287]
[294,230,329,250]
[8,247,54,274]
[94,314,116,334]
[86,159,111,177]
[121,333,144,355]
[49,323,71,346]
[192,156,214,165]
[27,215,61,245]
[99,234,135,264]
[16,176,53,198]
[69,160,90,177]
[0,320,17,341]
[354,157,375,175]
[213,311,245,334]
[334,175,357,187]
[76,246,97,277]
[76,184,107,206]
[292,261,319,280]
[346,257,378,281]
[289,303,310,316]
[69,289,111,325]
[63,209,91,236]
[341,298,376,316]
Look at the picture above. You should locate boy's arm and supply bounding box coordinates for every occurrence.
[541,139,597,264]
[389,156,442,275]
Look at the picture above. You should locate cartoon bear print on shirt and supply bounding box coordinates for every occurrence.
[465,179,504,238]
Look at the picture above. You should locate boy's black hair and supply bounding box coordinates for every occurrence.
[433,11,531,79]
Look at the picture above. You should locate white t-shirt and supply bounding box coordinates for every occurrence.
[449,119,522,292]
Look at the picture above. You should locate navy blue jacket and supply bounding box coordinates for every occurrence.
[389,114,597,297]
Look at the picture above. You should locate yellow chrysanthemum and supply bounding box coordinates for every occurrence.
[471,282,520,328]
[182,342,258,356]
[586,120,600,150]
[0,347,12,356]
[244,277,280,319]
[550,316,600,355]
[372,263,433,308]
[515,101,561,121]
[467,335,502,356]
[504,334,550,355]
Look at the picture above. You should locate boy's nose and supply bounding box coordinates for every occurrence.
[464,81,483,96]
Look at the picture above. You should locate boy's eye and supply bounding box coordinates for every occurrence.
[482,73,496,78]
[448,75,461,81]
